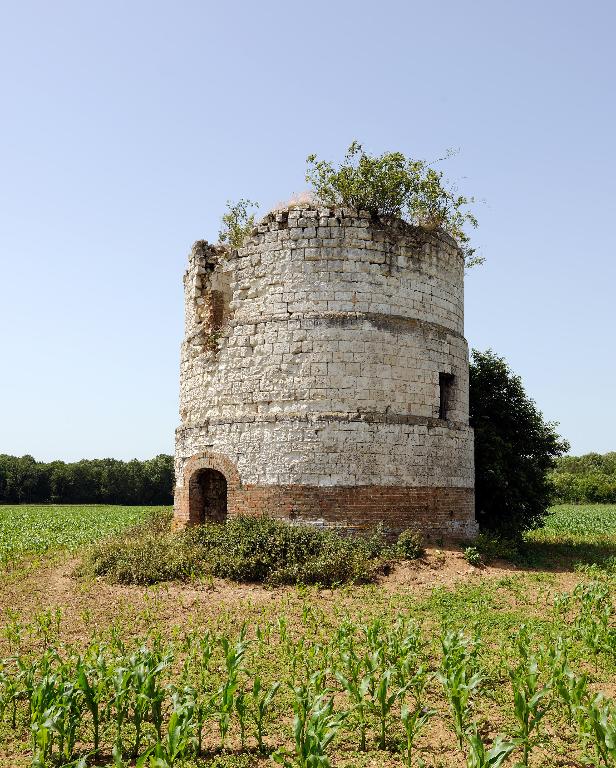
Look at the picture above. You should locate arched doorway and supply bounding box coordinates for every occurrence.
[188,468,227,524]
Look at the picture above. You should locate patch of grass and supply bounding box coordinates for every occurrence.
[82,516,394,587]
[0,504,170,567]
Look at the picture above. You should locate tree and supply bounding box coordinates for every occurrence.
[469,349,568,538]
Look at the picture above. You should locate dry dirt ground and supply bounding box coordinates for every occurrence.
[0,547,578,645]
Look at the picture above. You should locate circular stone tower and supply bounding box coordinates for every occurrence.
[174,205,477,540]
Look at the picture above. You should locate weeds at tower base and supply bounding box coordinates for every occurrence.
[78,513,426,587]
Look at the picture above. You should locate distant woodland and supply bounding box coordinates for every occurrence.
[551,452,616,503]
[1,451,614,506]
[0,454,174,505]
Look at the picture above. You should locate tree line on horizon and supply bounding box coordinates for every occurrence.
[550,452,616,504]
[0,454,174,505]
[1,448,614,509]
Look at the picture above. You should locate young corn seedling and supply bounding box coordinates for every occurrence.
[75,646,109,755]
[30,673,62,768]
[141,646,172,745]
[137,687,198,768]
[574,581,612,666]
[272,683,345,768]
[2,610,24,655]
[385,617,424,675]
[335,647,372,751]
[541,637,588,730]
[33,609,62,649]
[0,663,19,729]
[509,655,550,767]
[400,666,435,768]
[55,676,84,763]
[110,663,133,761]
[250,676,280,753]
[583,693,616,767]
[20,651,52,725]
[179,632,216,755]
[465,730,517,768]
[372,665,405,750]
[215,631,248,749]
[437,630,483,750]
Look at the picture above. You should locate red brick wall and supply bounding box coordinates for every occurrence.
[175,480,475,541]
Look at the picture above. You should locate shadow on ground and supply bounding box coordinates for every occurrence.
[518,538,616,571]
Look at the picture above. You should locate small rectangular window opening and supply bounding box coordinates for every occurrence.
[439,373,455,420]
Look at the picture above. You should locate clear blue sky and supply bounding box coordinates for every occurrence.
[1,1,614,461]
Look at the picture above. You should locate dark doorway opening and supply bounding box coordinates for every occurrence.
[188,469,227,524]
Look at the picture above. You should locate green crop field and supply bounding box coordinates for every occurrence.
[528,503,616,540]
[0,504,168,566]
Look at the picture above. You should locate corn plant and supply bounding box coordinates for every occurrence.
[17,652,42,724]
[137,687,198,768]
[33,609,62,649]
[437,630,483,749]
[400,666,435,767]
[0,663,19,728]
[2,610,24,654]
[465,730,517,768]
[335,647,372,751]
[214,631,248,749]
[574,581,612,665]
[250,676,280,753]
[109,663,133,760]
[30,673,63,768]
[272,682,345,768]
[182,629,215,689]
[143,646,171,742]
[542,638,588,730]
[75,646,109,755]
[55,677,84,762]
[509,655,550,767]
[181,631,216,755]
[583,694,616,767]
[370,665,404,750]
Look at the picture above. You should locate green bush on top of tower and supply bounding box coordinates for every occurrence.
[218,198,259,249]
[306,141,482,267]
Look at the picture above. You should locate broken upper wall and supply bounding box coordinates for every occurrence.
[183,240,233,356]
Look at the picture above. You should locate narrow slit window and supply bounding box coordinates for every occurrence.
[439,373,454,420]
[208,290,225,331]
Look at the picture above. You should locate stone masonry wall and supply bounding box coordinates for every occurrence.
[174,206,477,540]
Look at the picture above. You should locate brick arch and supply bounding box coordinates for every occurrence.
[173,451,241,529]
[182,452,241,491]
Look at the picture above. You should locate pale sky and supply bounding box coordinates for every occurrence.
[1,0,614,460]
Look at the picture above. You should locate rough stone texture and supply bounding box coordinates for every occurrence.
[174,206,477,540]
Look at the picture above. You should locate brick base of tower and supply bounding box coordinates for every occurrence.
[173,483,477,542]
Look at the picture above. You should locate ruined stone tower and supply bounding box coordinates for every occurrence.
[174,205,477,540]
